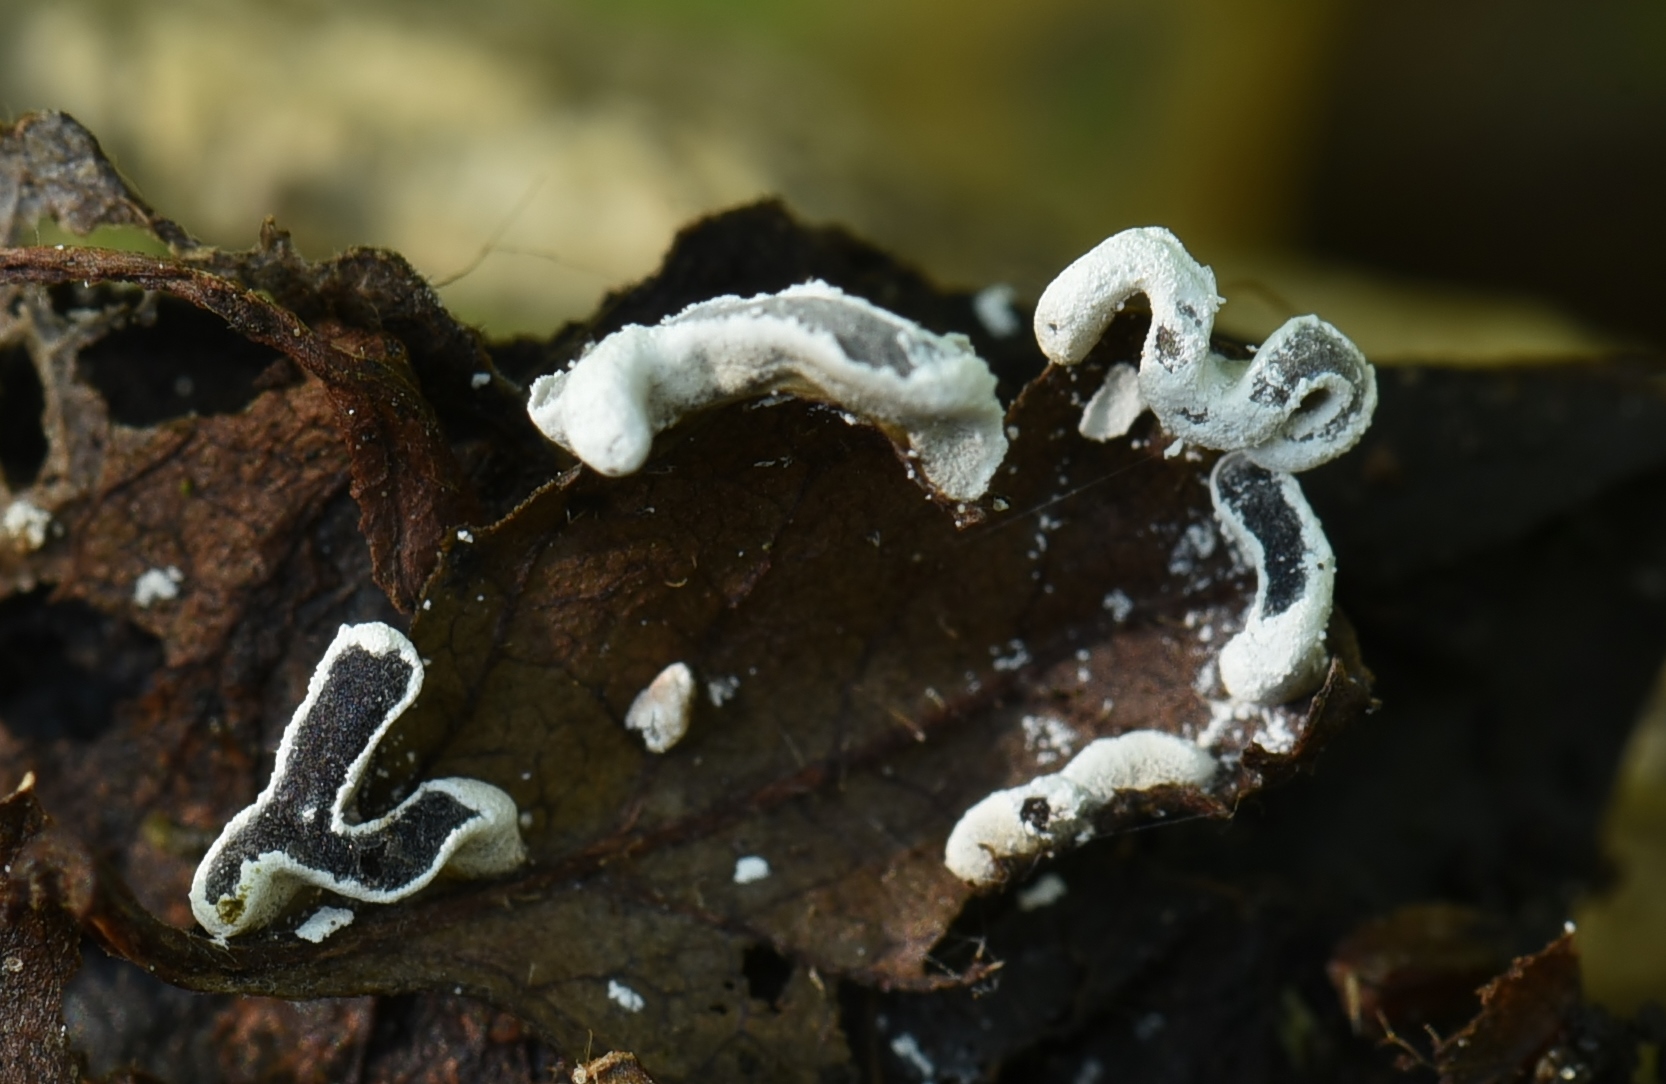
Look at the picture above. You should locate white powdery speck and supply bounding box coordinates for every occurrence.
[1021,714,1078,767]
[889,1033,936,1079]
[1016,872,1068,912]
[990,639,1030,672]
[733,855,771,884]
[133,566,184,607]
[607,979,645,1013]
[456,529,475,543]
[2,499,52,551]
[1167,520,1218,579]
[470,372,491,389]
[972,283,1021,338]
[624,662,695,753]
[294,906,355,943]
[707,674,740,706]
[1102,589,1134,623]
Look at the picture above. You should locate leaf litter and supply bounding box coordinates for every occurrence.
[0,111,1376,1082]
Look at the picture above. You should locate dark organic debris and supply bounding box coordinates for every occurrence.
[1431,933,1636,1084]
[0,776,90,1084]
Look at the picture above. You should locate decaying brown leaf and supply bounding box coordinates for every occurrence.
[1431,933,1590,1084]
[572,1051,658,1084]
[0,775,88,1084]
[0,111,1375,1082]
[1327,903,1513,1042]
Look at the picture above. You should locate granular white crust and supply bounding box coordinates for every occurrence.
[944,729,1217,887]
[1034,227,1376,473]
[1210,454,1335,703]
[527,281,1007,501]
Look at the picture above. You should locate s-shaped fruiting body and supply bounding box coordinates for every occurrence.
[1034,227,1375,704]
[1034,227,1377,472]
[189,623,525,939]
[527,281,1008,502]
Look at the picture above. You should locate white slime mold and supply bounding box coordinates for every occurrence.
[944,729,1216,887]
[1210,453,1335,704]
[1033,227,1376,472]
[1034,226,1375,703]
[527,281,1007,501]
[189,622,525,939]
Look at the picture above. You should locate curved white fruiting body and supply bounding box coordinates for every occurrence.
[1035,227,1374,704]
[625,661,696,753]
[189,622,525,939]
[527,281,1008,501]
[944,729,1217,886]
[1210,453,1335,702]
[1034,227,1377,472]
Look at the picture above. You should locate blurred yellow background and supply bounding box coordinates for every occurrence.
[6,0,1666,1014]
[5,0,1659,358]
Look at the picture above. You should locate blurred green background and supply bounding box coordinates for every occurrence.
[4,0,1661,356]
[5,0,1666,1014]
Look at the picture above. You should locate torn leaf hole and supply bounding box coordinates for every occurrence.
[0,343,48,489]
[742,943,794,1009]
[0,588,163,741]
[76,296,286,426]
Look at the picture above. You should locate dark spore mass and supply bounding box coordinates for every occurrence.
[202,641,479,904]
[1218,458,1307,617]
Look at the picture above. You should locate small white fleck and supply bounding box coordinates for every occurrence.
[2,954,23,973]
[1016,872,1068,911]
[299,807,317,823]
[607,979,645,1013]
[1564,919,1577,934]
[295,906,355,943]
[889,1033,936,1079]
[1164,438,1186,459]
[991,639,1030,672]
[2,499,52,551]
[1073,1057,1106,1084]
[518,810,534,830]
[470,372,491,389]
[1102,589,1134,623]
[973,283,1021,338]
[456,529,475,544]
[707,674,740,706]
[733,855,771,884]
[1021,714,1079,767]
[421,599,432,611]
[133,566,184,608]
